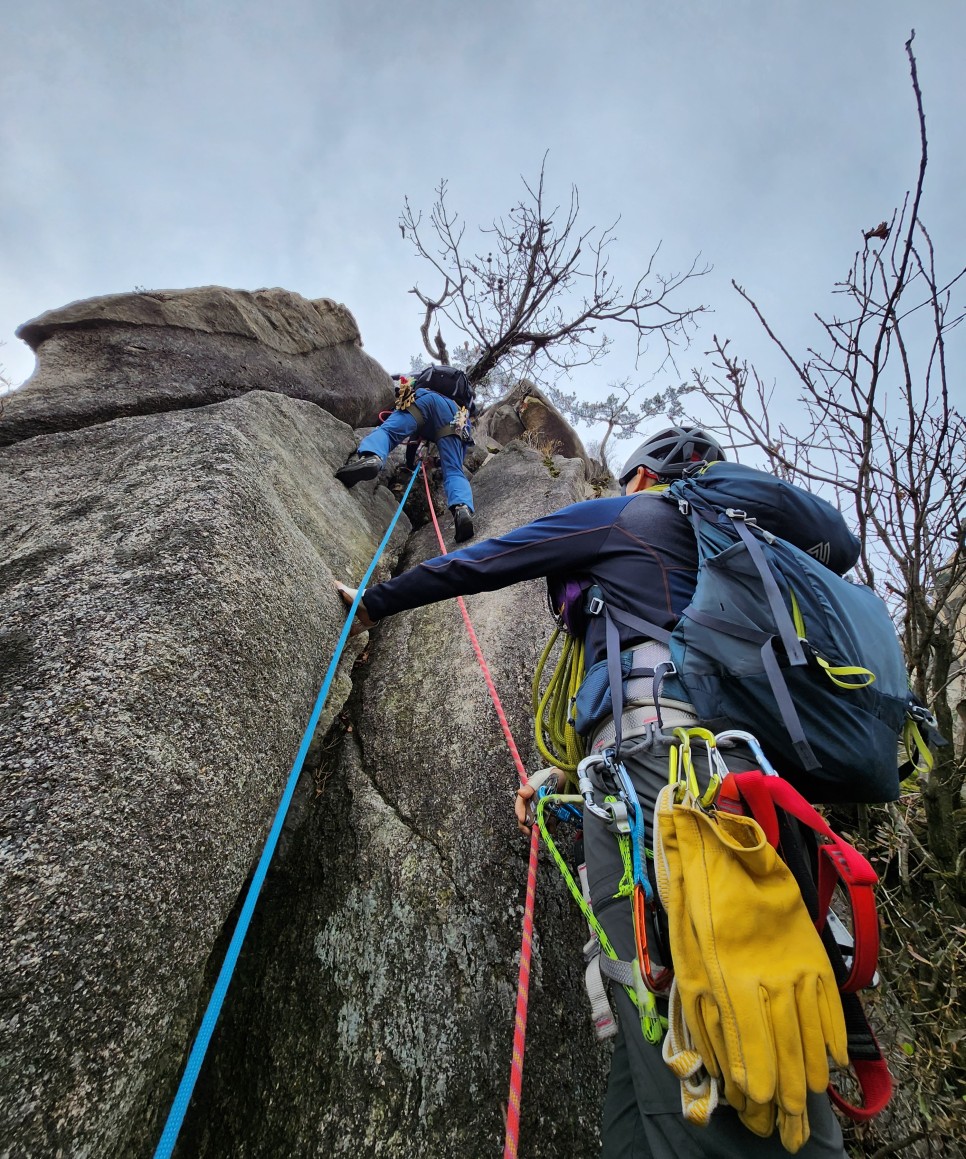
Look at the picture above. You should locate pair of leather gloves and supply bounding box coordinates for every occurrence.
[653,784,849,1153]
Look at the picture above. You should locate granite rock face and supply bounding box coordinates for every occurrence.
[179,443,607,1159]
[0,390,411,1157]
[476,381,590,467]
[2,286,393,446]
[0,289,608,1158]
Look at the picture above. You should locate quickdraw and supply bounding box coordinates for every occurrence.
[667,726,728,806]
[535,786,665,1044]
[576,752,672,995]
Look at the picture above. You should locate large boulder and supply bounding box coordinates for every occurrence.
[476,381,590,467]
[1,287,393,446]
[0,390,410,1157]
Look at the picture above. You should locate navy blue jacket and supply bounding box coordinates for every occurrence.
[361,491,698,669]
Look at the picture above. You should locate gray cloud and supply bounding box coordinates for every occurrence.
[2,0,963,429]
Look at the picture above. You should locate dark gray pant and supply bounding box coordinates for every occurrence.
[583,728,849,1159]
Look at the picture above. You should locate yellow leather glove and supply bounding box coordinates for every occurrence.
[667,798,848,1144]
[654,786,720,1126]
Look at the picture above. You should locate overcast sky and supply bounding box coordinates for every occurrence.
[2,1,964,445]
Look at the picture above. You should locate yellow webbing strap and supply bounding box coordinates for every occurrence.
[814,655,876,689]
[902,718,934,777]
[790,588,877,690]
[790,588,806,638]
[536,794,665,1044]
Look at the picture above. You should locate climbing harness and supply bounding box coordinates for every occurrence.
[152,465,422,1159]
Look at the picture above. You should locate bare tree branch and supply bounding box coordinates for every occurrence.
[399,155,710,391]
[692,35,966,1146]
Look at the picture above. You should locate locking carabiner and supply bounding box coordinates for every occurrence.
[577,753,631,830]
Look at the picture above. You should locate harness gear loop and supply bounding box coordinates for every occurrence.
[433,405,473,442]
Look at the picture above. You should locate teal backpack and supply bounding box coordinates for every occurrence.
[593,463,937,803]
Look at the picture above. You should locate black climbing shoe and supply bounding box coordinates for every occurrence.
[452,504,474,543]
[335,453,381,488]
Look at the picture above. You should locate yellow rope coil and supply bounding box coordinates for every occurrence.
[532,624,586,782]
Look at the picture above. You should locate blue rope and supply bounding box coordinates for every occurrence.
[614,761,652,900]
[153,464,420,1159]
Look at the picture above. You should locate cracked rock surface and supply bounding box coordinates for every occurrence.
[1,288,608,1158]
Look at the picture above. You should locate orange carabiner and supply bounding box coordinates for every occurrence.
[632,884,672,993]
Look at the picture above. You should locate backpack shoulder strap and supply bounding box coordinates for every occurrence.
[668,483,820,771]
[600,602,673,755]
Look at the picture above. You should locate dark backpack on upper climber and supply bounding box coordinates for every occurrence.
[413,364,476,412]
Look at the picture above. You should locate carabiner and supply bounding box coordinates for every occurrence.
[714,730,780,777]
[631,961,666,1044]
[632,883,672,993]
[577,754,630,830]
[670,727,724,806]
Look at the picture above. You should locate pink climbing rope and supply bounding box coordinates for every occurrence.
[420,464,537,1159]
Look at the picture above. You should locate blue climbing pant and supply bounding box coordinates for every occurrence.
[357,388,474,512]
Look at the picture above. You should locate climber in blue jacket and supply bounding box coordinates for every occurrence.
[336,424,853,1159]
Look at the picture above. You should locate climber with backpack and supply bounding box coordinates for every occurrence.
[337,421,934,1157]
[335,364,477,543]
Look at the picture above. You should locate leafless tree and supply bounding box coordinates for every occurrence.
[548,376,691,469]
[693,33,966,1151]
[399,156,710,390]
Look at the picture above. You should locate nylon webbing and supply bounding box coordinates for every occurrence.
[419,465,535,1159]
[730,516,806,666]
[153,463,421,1159]
[603,602,671,753]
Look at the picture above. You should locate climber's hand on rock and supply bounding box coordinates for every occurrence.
[335,581,377,637]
